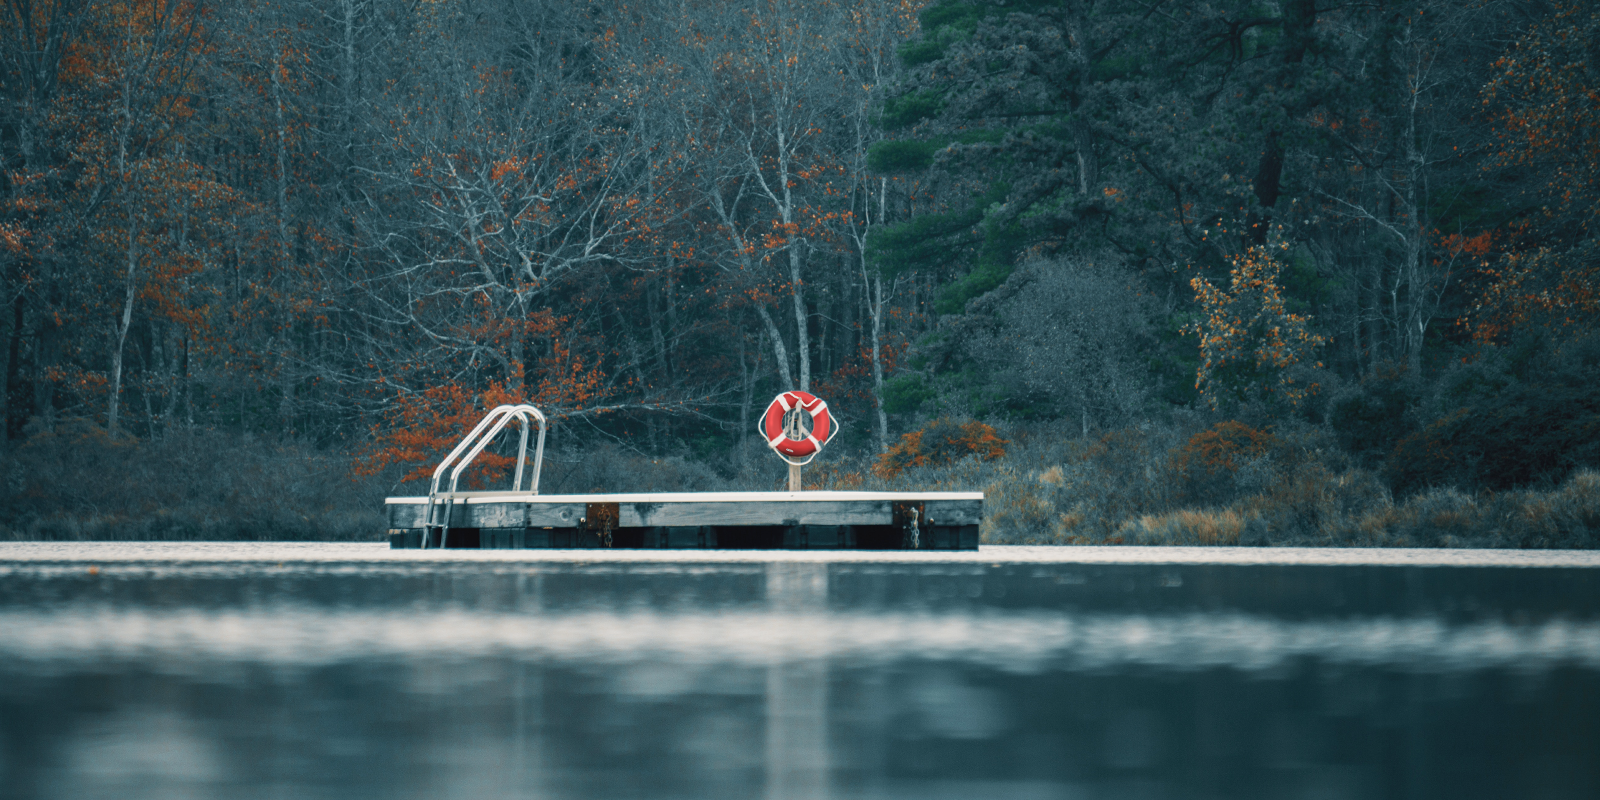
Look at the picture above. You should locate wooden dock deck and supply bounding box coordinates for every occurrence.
[386,491,983,550]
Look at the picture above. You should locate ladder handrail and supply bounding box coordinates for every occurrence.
[427,407,508,499]
[422,403,548,548]
[445,405,546,496]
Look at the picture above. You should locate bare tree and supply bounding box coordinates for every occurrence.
[1312,2,1486,373]
[338,1,688,412]
[670,0,856,392]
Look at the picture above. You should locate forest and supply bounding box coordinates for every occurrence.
[2,0,1599,546]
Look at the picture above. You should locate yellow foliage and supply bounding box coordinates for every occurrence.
[1185,245,1325,408]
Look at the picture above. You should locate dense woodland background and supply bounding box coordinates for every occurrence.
[3,0,1599,545]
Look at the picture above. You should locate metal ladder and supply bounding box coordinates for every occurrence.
[422,404,547,549]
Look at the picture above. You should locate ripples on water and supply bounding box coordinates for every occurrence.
[1,543,1598,800]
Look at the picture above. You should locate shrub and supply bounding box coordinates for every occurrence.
[0,421,385,541]
[1121,508,1247,546]
[535,443,732,494]
[1386,332,1600,496]
[1328,362,1422,468]
[1168,421,1281,506]
[982,463,1064,544]
[1493,470,1600,549]
[978,422,1194,544]
[875,418,1007,478]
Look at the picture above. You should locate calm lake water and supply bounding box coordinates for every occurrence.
[3,543,1599,800]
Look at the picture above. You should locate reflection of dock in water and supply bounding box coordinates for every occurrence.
[767,563,830,800]
[385,491,983,550]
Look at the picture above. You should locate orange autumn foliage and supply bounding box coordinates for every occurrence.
[1166,421,1286,505]
[359,380,530,488]
[357,313,609,486]
[1169,421,1279,478]
[1470,245,1600,342]
[1185,245,1325,408]
[874,418,1006,479]
[1470,4,1600,342]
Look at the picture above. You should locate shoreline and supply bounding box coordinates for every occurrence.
[5,541,1600,568]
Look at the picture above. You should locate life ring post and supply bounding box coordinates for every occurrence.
[759,390,838,490]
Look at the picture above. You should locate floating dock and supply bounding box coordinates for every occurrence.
[387,403,982,550]
[386,491,983,550]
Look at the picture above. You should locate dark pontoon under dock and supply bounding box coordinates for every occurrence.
[386,491,983,550]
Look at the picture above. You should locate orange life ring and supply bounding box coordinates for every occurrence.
[761,391,835,462]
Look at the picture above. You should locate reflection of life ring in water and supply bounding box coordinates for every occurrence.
[760,391,837,464]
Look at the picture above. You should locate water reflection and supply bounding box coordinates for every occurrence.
[0,547,1598,799]
[767,563,829,800]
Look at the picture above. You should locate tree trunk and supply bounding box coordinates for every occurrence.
[863,178,891,454]
[272,47,298,431]
[1400,56,1428,375]
[137,334,156,434]
[0,288,16,448]
[755,303,794,390]
[816,291,829,379]
[647,274,670,379]
[1402,212,1425,374]
[786,229,810,392]
[738,331,752,470]
[272,49,292,258]
[32,311,58,431]
[182,335,193,426]
[108,228,138,436]
[162,328,183,426]
[869,274,889,454]
[340,0,359,185]
[1073,118,1098,195]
